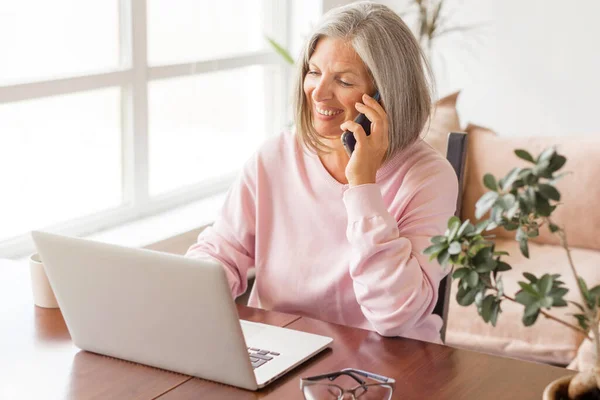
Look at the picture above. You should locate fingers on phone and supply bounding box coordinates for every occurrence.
[349,121,367,145]
[355,102,380,126]
[362,94,386,119]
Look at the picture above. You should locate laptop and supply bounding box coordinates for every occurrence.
[31,231,333,391]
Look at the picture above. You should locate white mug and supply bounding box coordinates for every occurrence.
[29,253,59,308]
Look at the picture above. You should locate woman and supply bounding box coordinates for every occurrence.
[186,2,458,344]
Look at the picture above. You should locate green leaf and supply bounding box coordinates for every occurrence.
[461,223,476,237]
[481,295,496,322]
[265,36,295,65]
[515,149,535,163]
[539,296,553,308]
[480,273,492,288]
[457,286,478,306]
[456,220,471,239]
[553,298,568,307]
[523,303,539,318]
[447,216,461,230]
[548,154,567,172]
[549,287,568,298]
[448,241,462,255]
[490,301,501,326]
[578,277,590,297]
[518,282,539,297]
[519,168,536,186]
[483,174,498,191]
[533,160,551,177]
[503,221,519,231]
[423,243,446,256]
[486,221,498,231]
[535,195,552,217]
[523,272,537,283]
[431,235,447,244]
[506,201,520,220]
[518,193,532,214]
[523,309,540,326]
[474,220,490,234]
[589,285,600,299]
[519,237,530,258]
[502,167,522,191]
[467,271,479,288]
[452,267,470,280]
[515,290,537,306]
[549,223,560,233]
[572,313,589,331]
[550,171,571,184]
[538,274,553,295]
[500,193,516,211]
[472,247,495,271]
[515,227,530,258]
[475,192,499,219]
[437,249,450,268]
[490,206,503,224]
[475,263,495,273]
[537,184,561,201]
[496,261,512,272]
[527,228,539,238]
[447,217,461,241]
[475,291,485,308]
[537,147,556,163]
[516,227,527,242]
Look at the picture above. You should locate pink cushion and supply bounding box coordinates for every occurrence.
[461,130,600,251]
[446,238,600,365]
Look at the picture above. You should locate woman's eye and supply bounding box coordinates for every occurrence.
[339,80,353,87]
[307,70,320,76]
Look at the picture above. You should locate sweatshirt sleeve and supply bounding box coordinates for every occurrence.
[342,165,458,337]
[185,157,257,298]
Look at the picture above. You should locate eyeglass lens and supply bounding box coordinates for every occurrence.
[303,383,393,399]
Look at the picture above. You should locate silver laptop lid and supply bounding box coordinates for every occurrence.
[31,231,258,390]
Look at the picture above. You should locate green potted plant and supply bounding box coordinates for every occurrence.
[424,147,600,399]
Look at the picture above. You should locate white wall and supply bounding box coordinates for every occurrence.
[315,0,600,137]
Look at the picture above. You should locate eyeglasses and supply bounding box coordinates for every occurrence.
[300,368,395,400]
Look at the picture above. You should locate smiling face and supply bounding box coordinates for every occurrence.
[303,37,375,140]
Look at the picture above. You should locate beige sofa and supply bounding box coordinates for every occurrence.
[437,125,600,366]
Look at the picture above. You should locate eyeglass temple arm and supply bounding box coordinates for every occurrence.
[341,368,396,384]
[303,370,366,386]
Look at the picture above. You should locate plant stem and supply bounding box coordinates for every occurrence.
[548,217,600,367]
[501,293,591,339]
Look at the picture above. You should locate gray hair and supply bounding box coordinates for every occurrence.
[293,1,434,160]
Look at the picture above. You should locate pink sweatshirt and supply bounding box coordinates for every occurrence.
[186,131,458,343]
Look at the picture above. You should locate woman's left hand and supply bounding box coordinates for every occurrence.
[341,93,389,187]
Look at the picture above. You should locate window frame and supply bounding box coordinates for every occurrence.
[0,0,291,258]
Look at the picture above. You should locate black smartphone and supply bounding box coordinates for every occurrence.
[341,91,381,156]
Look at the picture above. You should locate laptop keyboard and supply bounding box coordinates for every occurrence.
[247,347,280,369]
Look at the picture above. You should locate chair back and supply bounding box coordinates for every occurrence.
[432,132,468,342]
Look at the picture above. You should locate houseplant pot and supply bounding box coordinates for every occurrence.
[543,375,573,400]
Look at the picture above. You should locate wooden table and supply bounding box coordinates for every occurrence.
[1,258,570,399]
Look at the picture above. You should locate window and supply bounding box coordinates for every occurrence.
[0,0,288,258]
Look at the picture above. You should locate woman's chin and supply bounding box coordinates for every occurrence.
[314,124,344,139]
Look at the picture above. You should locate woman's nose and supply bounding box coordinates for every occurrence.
[312,80,333,102]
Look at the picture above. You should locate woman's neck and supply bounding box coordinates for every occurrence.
[318,137,350,184]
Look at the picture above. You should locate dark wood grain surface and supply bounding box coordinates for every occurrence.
[158,316,571,400]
